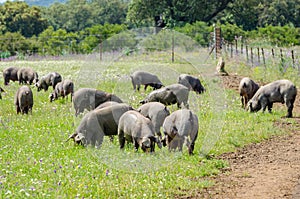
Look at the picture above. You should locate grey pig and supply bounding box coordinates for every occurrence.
[118,110,162,152]
[140,83,189,108]
[67,103,133,147]
[72,88,123,116]
[17,67,39,85]
[162,109,198,155]
[178,74,205,94]
[14,86,33,114]
[247,79,297,118]
[35,72,62,91]
[137,102,170,137]
[3,66,19,85]
[130,70,163,91]
[239,77,259,109]
[49,79,74,102]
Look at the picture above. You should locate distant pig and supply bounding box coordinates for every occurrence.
[247,79,297,117]
[162,109,198,155]
[140,83,189,108]
[72,88,123,116]
[118,110,162,152]
[137,102,170,137]
[67,103,133,147]
[239,77,259,109]
[49,79,74,102]
[14,86,33,114]
[3,66,19,85]
[178,74,205,94]
[17,67,39,85]
[130,70,163,91]
[36,72,62,91]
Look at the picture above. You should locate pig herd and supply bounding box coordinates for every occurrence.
[2,66,297,155]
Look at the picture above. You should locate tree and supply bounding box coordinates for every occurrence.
[126,0,233,27]
[43,0,128,32]
[0,1,48,37]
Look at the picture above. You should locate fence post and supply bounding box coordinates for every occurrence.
[261,48,266,67]
[250,47,253,67]
[257,47,260,63]
[235,39,238,54]
[291,50,295,68]
[214,26,221,59]
[230,43,233,58]
[99,35,102,61]
[272,48,275,58]
[241,40,243,54]
[172,30,174,63]
[246,45,249,62]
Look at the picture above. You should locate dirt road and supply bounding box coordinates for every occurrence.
[195,75,300,199]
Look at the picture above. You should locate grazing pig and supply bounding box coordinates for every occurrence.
[14,86,33,114]
[0,87,5,99]
[3,66,19,85]
[72,88,123,116]
[118,110,162,152]
[247,79,297,117]
[17,67,39,85]
[239,77,260,109]
[162,109,198,155]
[140,83,189,108]
[130,70,163,91]
[49,79,74,102]
[67,103,133,147]
[137,102,170,137]
[95,101,121,110]
[178,74,205,94]
[35,72,62,91]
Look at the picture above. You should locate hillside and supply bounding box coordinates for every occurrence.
[0,0,67,7]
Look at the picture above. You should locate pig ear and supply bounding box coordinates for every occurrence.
[139,100,146,104]
[66,132,78,142]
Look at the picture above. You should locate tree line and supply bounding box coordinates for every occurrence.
[0,0,299,57]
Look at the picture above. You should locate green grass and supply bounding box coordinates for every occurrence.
[0,51,292,198]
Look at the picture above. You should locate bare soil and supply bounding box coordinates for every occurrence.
[193,75,300,199]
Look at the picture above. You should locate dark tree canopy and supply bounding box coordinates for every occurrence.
[0,1,48,37]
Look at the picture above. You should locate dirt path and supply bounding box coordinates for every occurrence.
[194,75,300,199]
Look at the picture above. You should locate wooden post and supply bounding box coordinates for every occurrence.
[230,43,233,58]
[241,41,243,54]
[172,30,174,63]
[291,50,295,68]
[235,39,238,54]
[272,48,275,58]
[246,45,249,62]
[257,47,260,63]
[250,47,253,67]
[261,48,266,67]
[99,35,102,61]
[214,27,221,59]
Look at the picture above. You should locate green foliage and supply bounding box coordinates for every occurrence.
[79,23,127,53]
[254,25,300,46]
[175,21,211,46]
[43,0,128,32]
[0,1,48,37]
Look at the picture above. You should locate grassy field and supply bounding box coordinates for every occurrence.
[0,50,296,198]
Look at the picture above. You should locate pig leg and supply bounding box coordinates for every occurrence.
[118,131,126,149]
[133,139,140,152]
[285,98,294,118]
[267,102,273,113]
[260,98,268,113]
